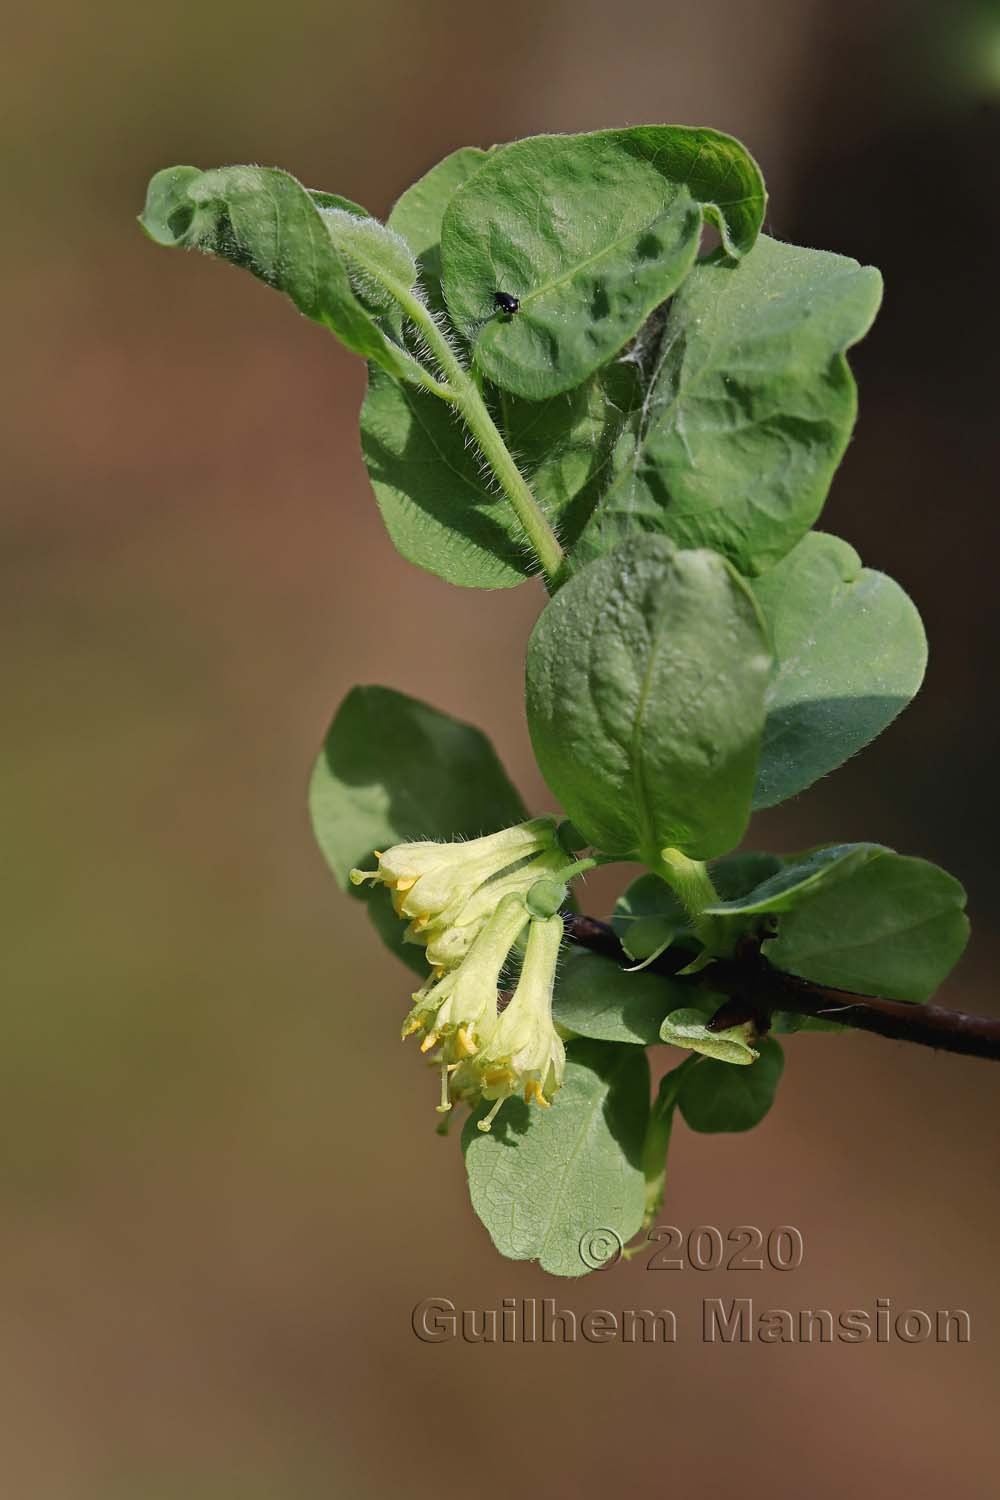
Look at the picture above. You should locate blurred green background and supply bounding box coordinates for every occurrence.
[5,0,999,1495]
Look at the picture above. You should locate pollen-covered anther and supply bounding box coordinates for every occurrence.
[454,1026,478,1058]
[419,1031,439,1053]
[524,1079,551,1108]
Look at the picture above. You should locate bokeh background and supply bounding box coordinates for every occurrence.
[5,1,999,1494]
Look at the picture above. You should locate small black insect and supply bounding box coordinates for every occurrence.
[493,291,520,315]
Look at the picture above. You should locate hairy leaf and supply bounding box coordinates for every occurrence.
[705,842,885,916]
[463,1040,649,1276]
[359,359,638,588]
[751,532,927,808]
[440,126,765,399]
[763,852,969,1001]
[576,237,882,575]
[708,850,784,901]
[359,371,532,588]
[140,164,429,385]
[526,535,772,861]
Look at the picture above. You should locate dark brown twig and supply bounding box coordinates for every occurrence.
[564,914,1000,1062]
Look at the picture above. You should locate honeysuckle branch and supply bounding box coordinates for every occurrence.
[565,914,1000,1061]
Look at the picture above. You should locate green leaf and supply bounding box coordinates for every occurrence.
[678,1038,784,1132]
[763,852,969,1001]
[660,1009,759,1065]
[751,532,927,809]
[440,126,765,399]
[553,949,687,1044]
[611,873,686,962]
[575,237,883,576]
[359,359,638,589]
[309,686,527,968]
[370,141,650,586]
[498,360,642,554]
[387,147,490,313]
[526,535,772,861]
[308,189,370,218]
[462,1039,649,1276]
[139,164,424,385]
[359,370,532,588]
[708,851,784,901]
[315,203,417,314]
[705,842,884,916]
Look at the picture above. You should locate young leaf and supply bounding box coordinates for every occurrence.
[525,535,772,862]
[612,873,687,962]
[309,686,527,968]
[763,852,969,1002]
[575,237,883,576]
[139,164,426,386]
[751,532,928,809]
[359,359,638,589]
[553,949,688,1045]
[387,147,491,313]
[660,1009,759,1065]
[678,1038,784,1133]
[462,1039,649,1277]
[315,204,417,314]
[440,126,765,399]
[705,842,885,916]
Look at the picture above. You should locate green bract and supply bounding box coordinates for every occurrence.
[142,122,975,1278]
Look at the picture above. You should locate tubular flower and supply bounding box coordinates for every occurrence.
[421,846,567,970]
[350,818,559,940]
[471,912,566,1133]
[401,894,531,1109]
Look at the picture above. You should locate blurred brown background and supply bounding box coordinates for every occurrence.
[4,0,999,1495]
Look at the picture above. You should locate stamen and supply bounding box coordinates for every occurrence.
[436,1061,452,1113]
[524,1079,551,1108]
[419,1031,439,1053]
[455,1026,478,1058]
[476,1097,506,1133]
